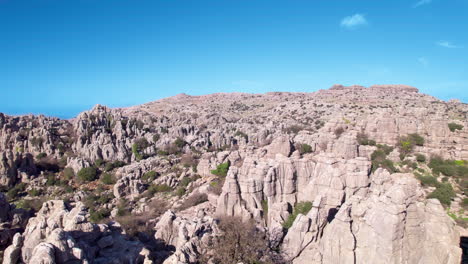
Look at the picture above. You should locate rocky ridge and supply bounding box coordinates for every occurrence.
[0,84,467,263]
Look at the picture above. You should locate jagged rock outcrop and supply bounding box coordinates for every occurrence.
[16,200,150,264]
[292,169,462,264]
[154,210,217,264]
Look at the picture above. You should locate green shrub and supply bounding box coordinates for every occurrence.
[211,162,230,177]
[132,138,149,161]
[180,177,193,187]
[36,153,47,159]
[104,160,126,172]
[448,123,464,132]
[409,133,425,146]
[94,159,104,167]
[283,201,313,229]
[174,138,186,148]
[429,157,468,178]
[77,167,98,182]
[28,188,42,196]
[100,173,115,185]
[148,184,172,194]
[416,154,426,163]
[398,133,425,155]
[298,143,313,154]
[175,187,186,197]
[416,173,440,187]
[142,171,158,182]
[261,200,268,220]
[371,146,396,173]
[6,183,27,200]
[89,208,111,223]
[427,183,455,206]
[46,174,58,186]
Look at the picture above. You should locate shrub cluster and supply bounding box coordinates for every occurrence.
[398,133,425,157]
[429,157,468,178]
[370,144,396,173]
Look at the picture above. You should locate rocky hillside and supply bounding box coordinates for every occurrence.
[0,84,467,264]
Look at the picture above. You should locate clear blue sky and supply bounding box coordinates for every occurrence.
[1,0,467,118]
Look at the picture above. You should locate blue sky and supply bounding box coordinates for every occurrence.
[1,0,467,118]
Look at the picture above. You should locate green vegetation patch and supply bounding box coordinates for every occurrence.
[283,201,313,229]
[448,123,464,132]
[77,167,98,182]
[370,144,396,173]
[211,161,230,177]
[428,156,468,178]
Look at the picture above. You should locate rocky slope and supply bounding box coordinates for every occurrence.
[0,84,467,263]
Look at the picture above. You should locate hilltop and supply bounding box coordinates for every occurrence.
[0,84,467,264]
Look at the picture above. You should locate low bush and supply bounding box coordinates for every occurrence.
[297,143,313,154]
[283,201,313,229]
[100,173,116,185]
[77,167,98,182]
[36,153,47,160]
[142,171,158,182]
[448,123,464,132]
[398,133,425,157]
[175,187,186,197]
[89,208,111,223]
[147,184,172,195]
[429,156,468,178]
[371,145,396,173]
[427,183,455,206]
[416,154,426,163]
[6,183,27,200]
[174,137,186,148]
[211,162,230,177]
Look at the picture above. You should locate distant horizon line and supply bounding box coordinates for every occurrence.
[1,86,467,120]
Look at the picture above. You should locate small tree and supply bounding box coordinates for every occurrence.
[207,217,274,264]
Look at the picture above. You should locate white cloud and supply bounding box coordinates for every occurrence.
[340,14,368,29]
[418,57,429,67]
[436,41,460,48]
[413,0,432,8]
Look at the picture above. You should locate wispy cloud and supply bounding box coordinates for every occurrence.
[340,14,368,29]
[418,57,429,67]
[436,40,460,48]
[413,0,432,8]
